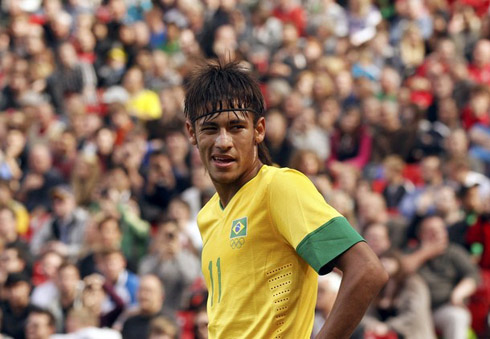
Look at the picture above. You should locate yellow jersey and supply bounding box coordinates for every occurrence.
[197,165,363,339]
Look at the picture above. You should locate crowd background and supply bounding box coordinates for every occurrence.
[0,0,488,338]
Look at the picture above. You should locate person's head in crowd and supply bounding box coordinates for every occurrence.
[420,155,443,186]
[106,166,132,195]
[382,155,405,185]
[312,73,335,105]
[25,307,56,339]
[5,126,28,160]
[467,84,490,120]
[64,307,99,333]
[458,183,482,214]
[138,274,165,315]
[80,274,106,320]
[212,25,238,60]
[97,249,127,284]
[74,29,96,57]
[431,72,454,100]
[335,165,361,197]
[164,128,190,167]
[334,70,354,100]
[326,189,356,229]
[378,100,400,131]
[57,42,79,69]
[135,48,153,76]
[109,0,128,22]
[265,109,288,149]
[338,104,363,136]
[266,78,292,110]
[28,143,53,175]
[133,21,151,48]
[190,165,213,192]
[97,215,122,250]
[472,39,490,69]
[43,0,63,22]
[433,185,460,219]
[0,243,28,276]
[289,149,323,177]
[316,272,341,318]
[438,98,460,129]
[378,250,407,288]
[95,127,117,157]
[71,152,101,206]
[357,192,389,229]
[0,206,18,244]
[379,66,401,96]
[152,218,181,258]
[55,263,81,300]
[434,37,456,66]
[363,222,392,257]
[194,306,209,339]
[147,149,175,187]
[361,95,380,128]
[123,67,145,95]
[304,37,323,65]
[148,315,179,339]
[317,97,340,132]
[0,180,17,209]
[51,185,77,219]
[418,215,448,248]
[38,250,64,282]
[52,129,78,160]
[167,197,192,228]
[283,90,307,121]
[4,272,32,311]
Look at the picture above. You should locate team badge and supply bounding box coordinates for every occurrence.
[230,217,247,249]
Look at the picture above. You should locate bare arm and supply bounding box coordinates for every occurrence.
[315,242,388,339]
[451,277,477,306]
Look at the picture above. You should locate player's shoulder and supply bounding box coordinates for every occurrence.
[262,165,314,188]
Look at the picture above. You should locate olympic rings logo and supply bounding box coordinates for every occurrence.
[230,238,245,249]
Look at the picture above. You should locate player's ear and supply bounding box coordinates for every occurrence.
[185,120,197,146]
[254,117,266,144]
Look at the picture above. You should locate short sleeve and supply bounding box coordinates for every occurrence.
[268,169,364,274]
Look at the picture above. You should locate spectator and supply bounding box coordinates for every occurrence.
[361,250,436,339]
[25,307,56,339]
[17,144,65,213]
[51,307,122,339]
[97,248,139,308]
[139,218,200,312]
[120,274,175,339]
[122,67,162,121]
[30,184,89,259]
[1,272,34,339]
[32,263,82,332]
[402,216,480,339]
[148,315,179,339]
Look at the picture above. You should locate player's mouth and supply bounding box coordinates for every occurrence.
[211,155,235,168]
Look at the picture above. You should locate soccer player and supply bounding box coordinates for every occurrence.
[184,60,388,338]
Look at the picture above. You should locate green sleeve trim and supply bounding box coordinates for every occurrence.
[471,243,484,255]
[296,216,364,275]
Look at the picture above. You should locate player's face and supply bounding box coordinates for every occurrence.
[186,111,265,190]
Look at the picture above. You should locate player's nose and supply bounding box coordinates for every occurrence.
[215,129,232,149]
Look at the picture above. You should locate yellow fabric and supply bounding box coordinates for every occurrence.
[126,90,162,120]
[10,200,29,236]
[197,165,349,339]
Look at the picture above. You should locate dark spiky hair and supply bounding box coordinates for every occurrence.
[184,59,265,124]
[184,59,272,165]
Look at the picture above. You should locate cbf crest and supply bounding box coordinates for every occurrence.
[230,217,247,249]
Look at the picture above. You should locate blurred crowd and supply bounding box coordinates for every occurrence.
[0,0,489,338]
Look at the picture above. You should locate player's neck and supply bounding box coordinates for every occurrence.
[215,161,264,208]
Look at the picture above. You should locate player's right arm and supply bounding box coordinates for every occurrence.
[315,241,388,339]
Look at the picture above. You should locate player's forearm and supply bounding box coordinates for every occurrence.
[316,242,388,339]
